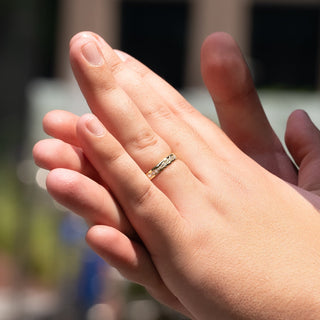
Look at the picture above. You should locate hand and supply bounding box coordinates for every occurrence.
[201,34,320,204]
[33,32,320,319]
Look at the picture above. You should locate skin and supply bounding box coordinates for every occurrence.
[33,32,320,319]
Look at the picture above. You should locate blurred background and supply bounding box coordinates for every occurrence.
[1,0,320,319]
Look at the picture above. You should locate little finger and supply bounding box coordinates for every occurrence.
[46,168,135,238]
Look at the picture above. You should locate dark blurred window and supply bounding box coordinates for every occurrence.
[251,4,320,89]
[34,0,59,78]
[120,0,190,89]
[0,0,58,156]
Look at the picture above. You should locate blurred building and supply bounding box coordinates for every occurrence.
[55,0,320,90]
[1,1,320,318]
[2,0,320,157]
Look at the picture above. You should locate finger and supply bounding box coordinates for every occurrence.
[86,225,190,316]
[70,32,227,185]
[46,168,135,237]
[43,110,80,147]
[76,113,195,256]
[201,33,297,183]
[33,139,99,182]
[201,32,274,147]
[70,33,174,169]
[114,49,228,146]
[286,110,320,194]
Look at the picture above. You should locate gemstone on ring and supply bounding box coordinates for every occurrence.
[146,153,176,180]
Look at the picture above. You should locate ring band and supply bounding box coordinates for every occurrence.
[146,153,176,180]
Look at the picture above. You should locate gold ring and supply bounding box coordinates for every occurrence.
[146,153,176,180]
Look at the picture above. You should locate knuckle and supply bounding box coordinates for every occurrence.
[128,128,159,151]
[109,60,126,76]
[144,104,173,121]
[86,78,117,99]
[132,182,155,209]
[173,97,198,116]
[103,148,126,165]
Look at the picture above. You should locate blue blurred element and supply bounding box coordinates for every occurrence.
[59,211,110,316]
[59,212,88,245]
[76,249,108,310]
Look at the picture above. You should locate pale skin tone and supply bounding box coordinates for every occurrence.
[33,32,320,319]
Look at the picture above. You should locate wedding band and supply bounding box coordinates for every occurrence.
[146,153,176,180]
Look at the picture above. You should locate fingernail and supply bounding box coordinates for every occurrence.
[114,49,128,62]
[70,32,95,47]
[85,115,106,136]
[81,41,104,66]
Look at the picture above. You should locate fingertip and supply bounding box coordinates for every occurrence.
[69,32,102,71]
[86,225,110,247]
[45,168,59,197]
[286,109,313,143]
[42,110,79,143]
[42,110,57,135]
[285,109,320,166]
[32,140,43,165]
[46,168,69,191]
[70,31,107,48]
[77,113,105,137]
[45,169,81,206]
[201,32,240,71]
[69,31,97,48]
[201,32,251,103]
[286,109,320,143]
[32,139,62,169]
[46,168,85,198]
[69,32,110,71]
[201,32,236,56]
[85,225,134,267]
[287,109,310,124]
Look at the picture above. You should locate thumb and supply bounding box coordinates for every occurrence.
[286,110,320,195]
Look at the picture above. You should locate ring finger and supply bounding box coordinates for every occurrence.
[76,113,190,254]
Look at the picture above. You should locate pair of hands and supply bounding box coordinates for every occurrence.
[33,32,320,319]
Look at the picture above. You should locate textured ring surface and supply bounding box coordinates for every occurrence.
[146,153,176,180]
